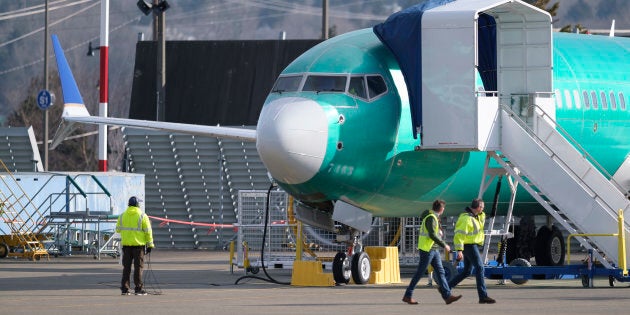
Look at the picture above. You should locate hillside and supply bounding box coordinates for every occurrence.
[0,0,626,171]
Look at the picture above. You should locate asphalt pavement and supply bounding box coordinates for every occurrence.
[1,250,629,315]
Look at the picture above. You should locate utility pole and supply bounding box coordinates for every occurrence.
[43,0,49,171]
[322,0,329,40]
[155,0,166,121]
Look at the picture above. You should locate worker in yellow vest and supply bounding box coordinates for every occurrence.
[116,196,154,295]
[402,199,462,305]
[448,198,496,304]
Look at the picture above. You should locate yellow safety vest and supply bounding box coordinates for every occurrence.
[453,210,485,251]
[417,210,439,252]
[116,206,154,248]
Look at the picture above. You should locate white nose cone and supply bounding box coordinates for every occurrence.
[256,97,329,184]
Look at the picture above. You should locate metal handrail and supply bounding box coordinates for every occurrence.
[501,104,629,223]
[524,103,624,193]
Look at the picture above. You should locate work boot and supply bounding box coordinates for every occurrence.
[402,296,418,304]
[135,289,148,296]
[444,294,462,305]
[479,296,496,304]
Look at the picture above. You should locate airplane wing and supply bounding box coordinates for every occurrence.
[50,34,257,149]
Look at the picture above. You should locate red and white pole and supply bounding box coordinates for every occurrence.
[98,0,109,171]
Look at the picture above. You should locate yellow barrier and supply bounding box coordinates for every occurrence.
[566,209,627,276]
[365,246,401,284]
[290,260,335,286]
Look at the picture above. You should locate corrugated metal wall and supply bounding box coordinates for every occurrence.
[126,40,319,249]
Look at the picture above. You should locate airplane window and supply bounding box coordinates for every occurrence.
[600,91,608,109]
[610,92,617,110]
[591,91,598,109]
[303,75,347,92]
[348,76,367,99]
[564,90,572,109]
[272,75,302,93]
[367,75,387,99]
[555,89,562,108]
[582,91,590,108]
[620,92,626,110]
[573,90,581,109]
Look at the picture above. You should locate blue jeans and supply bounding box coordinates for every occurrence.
[448,244,488,299]
[404,248,451,300]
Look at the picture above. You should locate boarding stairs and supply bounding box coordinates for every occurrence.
[492,105,630,269]
[0,160,49,260]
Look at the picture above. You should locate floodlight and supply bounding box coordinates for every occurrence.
[153,1,170,14]
[87,42,99,56]
[137,0,152,16]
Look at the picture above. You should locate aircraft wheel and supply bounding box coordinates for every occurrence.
[535,226,565,266]
[351,252,371,284]
[332,252,351,285]
[534,226,551,265]
[508,258,531,285]
[548,227,565,266]
[505,226,520,264]
[0,242,8,258]
[432,260,457,283]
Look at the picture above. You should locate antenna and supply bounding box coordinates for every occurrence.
[610,19,616,37]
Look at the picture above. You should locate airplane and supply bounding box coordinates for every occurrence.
[51,0,630,285]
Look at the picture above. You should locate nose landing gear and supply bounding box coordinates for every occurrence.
[331,226,371,285]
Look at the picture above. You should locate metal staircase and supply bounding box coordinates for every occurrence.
[0,160,49,260]
[493,104,630,268]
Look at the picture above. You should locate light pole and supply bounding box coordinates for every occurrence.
[137,0,170,122]
[322,0,329,40]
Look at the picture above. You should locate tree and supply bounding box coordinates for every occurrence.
[525,0,589,34]
[562,0,592,33]
[524,0,559,17]
[5,75,98,172]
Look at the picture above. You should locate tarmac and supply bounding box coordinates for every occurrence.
[1,250,629,315]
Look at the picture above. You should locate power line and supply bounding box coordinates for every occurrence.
[0,0,96,21]
[0,1,99,49]
[0,15,141,77]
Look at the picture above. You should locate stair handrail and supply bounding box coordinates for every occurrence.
[501,104,628,226]
[70,174,111,197]
[89,175,111,197]
[523,103,625,195]
[70,174,113,215]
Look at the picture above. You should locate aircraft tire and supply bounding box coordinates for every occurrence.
[432,260,457,283]
[505,226,520,265]
[351,252,371,284]
[548,226,565,266]
[332,252,351,285]
[535,226,565,266]
[0,242,8,258]
[534,226,552,265]
[508,258,531,285]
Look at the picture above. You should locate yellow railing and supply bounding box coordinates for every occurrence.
[566,209,627,276]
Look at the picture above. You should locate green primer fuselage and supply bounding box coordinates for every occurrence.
[263,29,630,217]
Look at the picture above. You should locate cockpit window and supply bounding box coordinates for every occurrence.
[348,76,367,99]
[367,75,387,99]
[303,75,347,92]
[272,75,302,93]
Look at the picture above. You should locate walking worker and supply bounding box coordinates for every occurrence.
[402,199,462,305]
[448,198,496,304]
[116,196,154,295]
